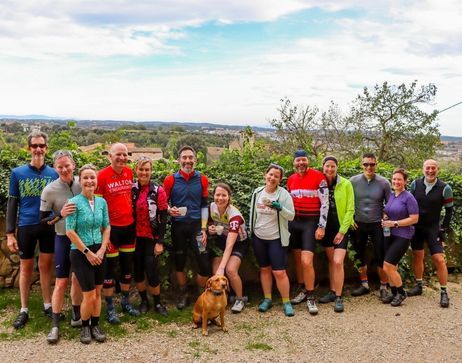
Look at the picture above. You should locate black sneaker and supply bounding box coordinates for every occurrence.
[155,303,169,317]
[91,325,107,342]
[80,326,92,344]
[319,290,336,304]
[43,306,52,318]
[440,291,450,308]
[390,292,407,307]
[382,293,394,304]
[139,300,150,314]
[334,297,344,313]
[13,311,29,329]
[121,302,140,317]
[379,289,389,300]
[351,285,370,297]
[176,293,189,310]
[407,284,423,297]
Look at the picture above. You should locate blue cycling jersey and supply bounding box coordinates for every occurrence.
[8,164,58,226]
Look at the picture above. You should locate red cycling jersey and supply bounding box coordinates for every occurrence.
[96,165,134,226]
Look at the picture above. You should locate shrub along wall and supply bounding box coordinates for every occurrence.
[0,145,460,287]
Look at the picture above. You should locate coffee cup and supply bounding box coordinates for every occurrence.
[216,225,224,235]
[178,207,187,216]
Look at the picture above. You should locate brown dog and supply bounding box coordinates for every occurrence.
[192,275,229,336]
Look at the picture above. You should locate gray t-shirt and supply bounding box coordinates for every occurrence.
[349,173,391,223]
[40,177,81,235]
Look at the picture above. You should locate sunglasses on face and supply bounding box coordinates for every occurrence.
[30,143,47,149]
[362,163,377,168]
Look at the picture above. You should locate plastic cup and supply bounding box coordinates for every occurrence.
[178,207,187,216]
[216,225,224,235]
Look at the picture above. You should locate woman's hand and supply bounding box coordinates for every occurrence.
[86,250,102,266]
[154,243,164,256]
[333,232,344,245]
[315,227,325,240]
[381,219,394,228]
[215,267,225,276]
[95,246,106,260]
[208,225,217,235]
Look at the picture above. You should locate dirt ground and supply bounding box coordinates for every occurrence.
[0,274,461,363]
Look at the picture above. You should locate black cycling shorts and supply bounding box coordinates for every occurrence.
[55,235,72,278]
[17,224,55,259]
[252,234,288,270]
[411,225,443,255]
[320,227,348,250]
[208,234,250,261]
[384,235,410,265]
[288,217,318,252]
[70,244,105,292]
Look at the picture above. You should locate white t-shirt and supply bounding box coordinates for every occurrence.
[254,189,279,240]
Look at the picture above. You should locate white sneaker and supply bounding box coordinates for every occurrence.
[307,298,318,315]
[231,299,245,313]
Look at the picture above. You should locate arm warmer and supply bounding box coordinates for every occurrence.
[6,197,18,234]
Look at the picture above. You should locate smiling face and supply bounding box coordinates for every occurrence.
[214,186,230,209]
[54,156,75,183]
[265,167,282,191]
[392,172,406,192]
[362,156,377,179]
[136,161,152,186]
[423,159,439,184]
[109,143,129,172]
[323,160,337,179]
[80,169,97,195]
[178,149,196,174]
[28,136,47,164]
[293,156,309,175]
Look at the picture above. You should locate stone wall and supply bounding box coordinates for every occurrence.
[0,219,20,287]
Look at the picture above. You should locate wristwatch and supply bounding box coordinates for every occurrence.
[83,247,89,254]
[394,221,399,228]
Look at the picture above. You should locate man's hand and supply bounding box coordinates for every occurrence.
[168,206,181,217]
[60,202,76,218]
[315,227,325,240]
[7,234,19,253]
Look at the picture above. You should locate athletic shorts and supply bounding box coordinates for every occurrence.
[55,235,72,278]
[208,234,250,261]
[70,244,105,292]
[320,227,348,249]
[252,234,288,270]
[17,224,55,259]
[384,235,410,265]
[106,224,136,257]
[349,221,384,268]
[411,225,443,255]
[288,217,318,252]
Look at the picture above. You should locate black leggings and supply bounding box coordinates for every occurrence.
[103,251,135,288]
[384,236,410,265]
[350,221,384,268]
[134,237,160,287]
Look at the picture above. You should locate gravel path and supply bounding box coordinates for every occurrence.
[1,277,461,362]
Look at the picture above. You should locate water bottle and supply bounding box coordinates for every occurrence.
[383,216,391,237]
[196,232,206,254]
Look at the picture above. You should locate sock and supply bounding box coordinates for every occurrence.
[380,283,388,290]
[72,305,81,321]
[264,294,272,300]
[153,294,161,305]
[282,297,290,303]
[306,290,315,298]
[82,319,90,327]
[336,295,342,299]
[360,279,369,289]
[391,286,398,296]
[121,291,130,305]
[397,285,405,295]
[44,303,52,310]
[91,316,99,326]
[416,279,423,287]
[52,312,61,328]
[20,307,29,314]
[105,296,114,310]
[139,290,148,301]
[298,283,306,291]
[441,285,447,292]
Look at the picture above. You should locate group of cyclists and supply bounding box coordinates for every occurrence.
[6,130,454,344]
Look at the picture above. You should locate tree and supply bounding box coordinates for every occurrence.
[270,97,325,158]
[345,81,441,167]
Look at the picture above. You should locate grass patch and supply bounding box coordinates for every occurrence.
[187,339,218,359]
[245,341,273,351]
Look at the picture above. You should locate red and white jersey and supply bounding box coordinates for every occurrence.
[208,202,248,241]
[96,165,134,226]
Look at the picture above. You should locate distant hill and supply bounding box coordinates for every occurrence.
[0,116,272,132]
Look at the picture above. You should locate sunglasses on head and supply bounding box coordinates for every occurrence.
[363,163,377,168]
[30,143,47,149]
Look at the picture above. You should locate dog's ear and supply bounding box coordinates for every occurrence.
[206,277,213,290]
[223,276,230,292]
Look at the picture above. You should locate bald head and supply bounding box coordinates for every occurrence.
[109,143,129,172]
[423,159,439,183]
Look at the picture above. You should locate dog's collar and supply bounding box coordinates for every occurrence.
[211,290,224,296]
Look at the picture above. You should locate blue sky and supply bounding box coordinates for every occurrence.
[0,1,461,135]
